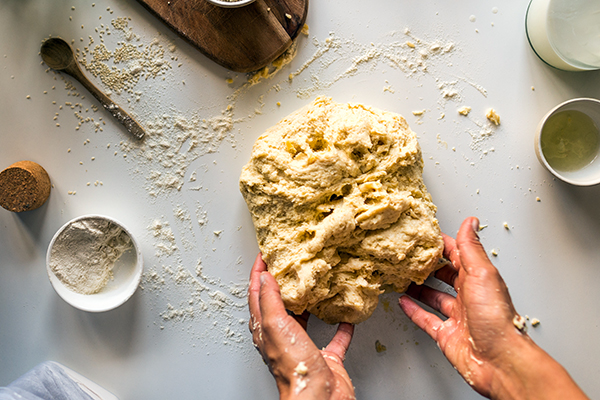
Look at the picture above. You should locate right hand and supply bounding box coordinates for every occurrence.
[399,217,589,400]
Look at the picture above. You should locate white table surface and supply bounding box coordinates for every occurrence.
[1,0,600,398]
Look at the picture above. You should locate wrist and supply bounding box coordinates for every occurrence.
[489,333,588,400]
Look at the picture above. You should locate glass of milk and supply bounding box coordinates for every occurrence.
[526,0,600,71]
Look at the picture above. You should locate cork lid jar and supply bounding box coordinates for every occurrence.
[0,160,51,212]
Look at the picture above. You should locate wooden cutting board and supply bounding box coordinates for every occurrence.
[136,0,308,73]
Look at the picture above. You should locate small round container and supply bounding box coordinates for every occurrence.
[534,98,600,186]
[205,0,256,8]
[46,215,143,312]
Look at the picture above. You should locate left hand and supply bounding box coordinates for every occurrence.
[248,254,356,400]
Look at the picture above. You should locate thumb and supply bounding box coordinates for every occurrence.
[456,217,491,274]
[259,271,289,321]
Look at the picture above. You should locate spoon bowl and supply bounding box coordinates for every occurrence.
[40,37,145,140]
[40,37,76,71]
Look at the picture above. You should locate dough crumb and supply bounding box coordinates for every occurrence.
[301,24,309,36]
[412,109,425,116]
[486,108,501,125]
[294,361,308,376]
[513,314,527,332]
[458,106,471,116]
[531,318,541,327]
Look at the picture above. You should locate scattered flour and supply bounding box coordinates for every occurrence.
[287,31,457,99]
[149,218,178,257]
[141,258,249,349]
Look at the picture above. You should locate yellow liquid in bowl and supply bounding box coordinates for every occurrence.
[540,110,600,172]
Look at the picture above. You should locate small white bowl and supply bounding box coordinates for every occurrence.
[46,215,143,312]
[534,98,600,186]
[205,0,256,8]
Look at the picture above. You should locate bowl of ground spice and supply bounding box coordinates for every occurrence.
[205,0,256,8]
[46,215,143,312]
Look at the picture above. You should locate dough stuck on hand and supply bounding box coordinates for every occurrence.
[240,97,443,324]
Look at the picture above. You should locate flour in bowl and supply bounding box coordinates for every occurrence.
[49,217,133,294]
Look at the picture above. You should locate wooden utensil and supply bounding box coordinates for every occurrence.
[136,0,308,73]
[40,38,145,140]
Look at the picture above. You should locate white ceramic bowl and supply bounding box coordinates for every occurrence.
[535,98,600,186]
[534,98,600,186]
[46,215,143,312]
[205,0,256,8]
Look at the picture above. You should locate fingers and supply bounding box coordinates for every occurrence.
[455,217,493,275]
[324,323,354,362]
[257,268,314,372]
[399,295,444,340]
[442,232,461,271]
[259,270,289,324]
[248,254,267,313]
[406,284,456,317]
[248,254,266,336]
[292,311,310,331]
[434,264,459,287]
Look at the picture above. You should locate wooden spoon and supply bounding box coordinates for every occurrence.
[40,38,145,140]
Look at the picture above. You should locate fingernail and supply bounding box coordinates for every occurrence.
[259,272,267,286]
[471,218,480,238]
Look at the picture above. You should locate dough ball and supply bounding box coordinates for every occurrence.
[240,97,443,324]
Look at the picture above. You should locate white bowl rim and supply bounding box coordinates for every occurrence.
[46,214,143,312]
[205,0,256,8]
[534,97,600,186]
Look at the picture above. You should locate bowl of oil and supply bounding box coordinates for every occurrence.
[535,98,600,186]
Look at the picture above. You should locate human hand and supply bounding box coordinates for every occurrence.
[248,254,356,400]
[399,217,589,400]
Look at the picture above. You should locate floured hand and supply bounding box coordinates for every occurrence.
[399,217,589,400]
[248,254,355,400]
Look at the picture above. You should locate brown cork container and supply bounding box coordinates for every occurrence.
[0,161,51,212]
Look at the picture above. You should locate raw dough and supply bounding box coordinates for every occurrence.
[240,97,443,324]
[486,108,501,125]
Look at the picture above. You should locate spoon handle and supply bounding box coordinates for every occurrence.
[66,64,145,140]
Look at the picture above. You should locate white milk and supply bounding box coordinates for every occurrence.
[526,0,600,71]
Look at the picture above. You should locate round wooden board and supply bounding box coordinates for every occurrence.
[136,0,309,73]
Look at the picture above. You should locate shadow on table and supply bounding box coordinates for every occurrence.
[48,289,141,359]
[555,181,600,243]
[13,200,50,244]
